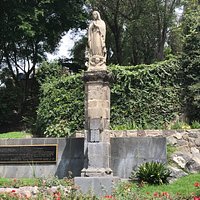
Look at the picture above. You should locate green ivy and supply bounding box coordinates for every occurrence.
[110,58,182,129]
[181,3,200,121]
[35,65,84,137]
[36,58,182,136]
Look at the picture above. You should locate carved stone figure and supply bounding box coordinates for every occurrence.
[87,11,107,71]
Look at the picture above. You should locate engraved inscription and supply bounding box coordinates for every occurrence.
[0,145,57,164]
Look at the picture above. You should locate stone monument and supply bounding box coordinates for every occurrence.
[74,11,119,196]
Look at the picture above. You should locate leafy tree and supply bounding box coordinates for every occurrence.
[0,69,20,131]
[0,0,87,130]
[76,0,181,66]
[181,1,200,121]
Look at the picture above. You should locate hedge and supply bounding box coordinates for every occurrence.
[36,58,182,136]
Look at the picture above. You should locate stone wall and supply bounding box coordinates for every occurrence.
[0,138,84,178]
[0,136,166,179]
[1,129,199,179]
[111,137,166,178]
[109,129,200,180]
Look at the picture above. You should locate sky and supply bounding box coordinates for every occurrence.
[46,30,86,61]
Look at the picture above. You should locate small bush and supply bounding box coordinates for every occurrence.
[170,120,191,130]
[44,120,71,137]
[131,162,171,185]
[167,144,177,165]
[111,120,138,130]
[191,121,200,129]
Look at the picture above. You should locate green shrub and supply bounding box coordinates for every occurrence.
[181,3,200,122]
[191,121,200,129]
[111,120,138,130]
[35,63,84,137]
[36,61,66,85]
[167,144,177,165]
[131,162,171,185]
[170,121,191,130]
[44,120,71,137]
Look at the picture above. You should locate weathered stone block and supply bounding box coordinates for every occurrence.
[87,142,110,169]
[87,108,103,118]
[110,137,167,178]
[74,176,119,196]
[88,100,98,108]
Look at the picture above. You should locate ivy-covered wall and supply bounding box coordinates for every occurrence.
[36,58,182,137]
[36,62,84,137]
[110,58,181,129]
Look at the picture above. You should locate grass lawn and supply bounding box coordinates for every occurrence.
[115,173,200,199]
[0,174,199,199]
[0,131,32,139]
[0,178,38,187]
[140,173,200,195]
[0,177,72,188]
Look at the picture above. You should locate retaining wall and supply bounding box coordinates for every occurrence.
[0,136,166,179]
[0,138,84,178]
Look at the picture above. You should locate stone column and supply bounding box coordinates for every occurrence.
[81,70,112,177]
[84,70,111,143]
[74,70,119,196]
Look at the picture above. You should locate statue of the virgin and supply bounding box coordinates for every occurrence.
[87,11,107,70]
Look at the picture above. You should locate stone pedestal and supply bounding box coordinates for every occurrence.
[81,142,113,177]
[74,70,119,196]
[83,71,111,143]
[82,71,112,176]
[74,176,119,196]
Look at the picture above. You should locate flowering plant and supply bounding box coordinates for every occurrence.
[194,182,200,199]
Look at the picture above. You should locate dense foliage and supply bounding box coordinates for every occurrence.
[36,58,181,136]
[181,2,200,122]
[0,0,86,131]
[35,62,84,137]
[110,58,181,129]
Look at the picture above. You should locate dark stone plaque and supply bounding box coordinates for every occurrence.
[0,145,57,164]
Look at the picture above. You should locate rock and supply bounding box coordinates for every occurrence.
[188,138,196,147]
[178,146,190,152]
[50,186,58,193]
[188,132,199,138]
[162,130,176,136]
[173,133,182,140]
[185,157,200,173]
[167,136,177,145]
[32,186,38,195]
[182,134,189,140]
[168,166,188,183]
[195,138,200,147]
[172,155,187,169]
[5,188,13,193]
[176,139,188,146]
[191,147,199,154]
[21,190,32,198]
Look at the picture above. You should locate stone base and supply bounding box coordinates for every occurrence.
[88,64,107,71]
[81,167,113,177]
[74,176,120,196]
[86,142,111,169]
